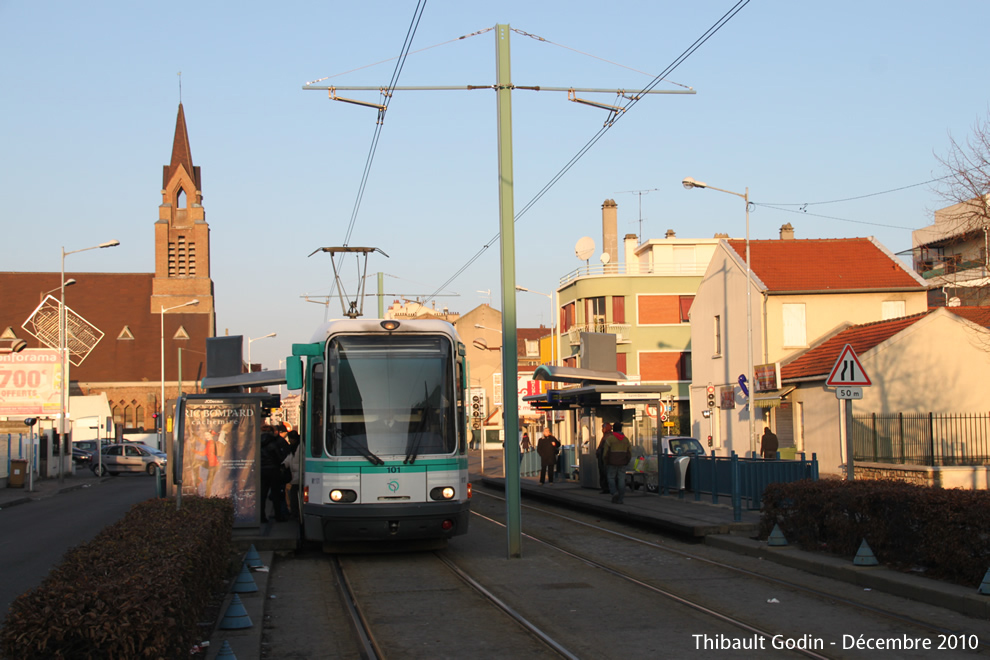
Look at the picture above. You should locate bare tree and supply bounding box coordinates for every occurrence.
[922,114,990,308]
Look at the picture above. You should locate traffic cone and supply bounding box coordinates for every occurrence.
[244,544,263,568]
[216,640,237,659]
[219,594,253,630]
[978,569,990,595]
[232,563,258,593]
[767,524,788,546]
[853,539,878,566]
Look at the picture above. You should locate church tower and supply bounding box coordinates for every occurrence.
[152,103,215,333]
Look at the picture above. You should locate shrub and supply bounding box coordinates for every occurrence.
[0,496,233,659]
[761,479,990,587]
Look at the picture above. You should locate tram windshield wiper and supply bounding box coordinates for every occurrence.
[343,435,384,466]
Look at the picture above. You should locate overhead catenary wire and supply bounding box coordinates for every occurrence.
[423,0,752,305]
[325,0,427,302]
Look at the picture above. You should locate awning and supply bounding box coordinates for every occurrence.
[752,386,796,408]
[523,383,671,410]
[201,369,287,391]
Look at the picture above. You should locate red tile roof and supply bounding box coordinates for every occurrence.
[781,311,931,381]
[947,306,990,328]
[727,238,923,292]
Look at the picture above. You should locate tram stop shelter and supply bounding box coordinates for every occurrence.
[523,364,671,488]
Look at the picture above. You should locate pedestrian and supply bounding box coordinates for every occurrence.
[521,432,532,452]
[284,430,301,519]
[595,423,614,494]
[761,427,779,460]
[537,427,560,485]
[602,423,632,504]
[259,426,289,523]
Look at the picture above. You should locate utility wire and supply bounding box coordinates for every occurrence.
[424,0,751,304]
[754,203,917,230]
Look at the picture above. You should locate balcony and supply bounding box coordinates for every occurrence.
[566,323,631,345]
[559,262,707,287]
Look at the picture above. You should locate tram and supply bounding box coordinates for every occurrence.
[285,318,471,550]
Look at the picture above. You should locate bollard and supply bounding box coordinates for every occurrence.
[232,563,258,593]
[219,594,253,630]
[244,544,263,568]
[979,569,990,595]
[216,640,237,659]
[853,539,879,566]
[767,523,788,547]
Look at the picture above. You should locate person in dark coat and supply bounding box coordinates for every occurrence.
[537,427,560,485]
[259,428,289,523]
[761,427,779,460]
[596,423,615,494]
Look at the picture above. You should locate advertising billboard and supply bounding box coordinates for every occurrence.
[178,395,261,527]
[0,349,61,416]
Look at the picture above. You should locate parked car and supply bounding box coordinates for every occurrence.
[92,443,167,476]
[640,436,708,492]
[71,447,94,466]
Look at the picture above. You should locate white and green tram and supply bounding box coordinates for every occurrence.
[285,318,471,549]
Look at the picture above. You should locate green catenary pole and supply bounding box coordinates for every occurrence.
[496,24,522,558]
[377,272,384,319]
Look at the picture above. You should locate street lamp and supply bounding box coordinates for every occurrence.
[60,240,119,485]
[161,299,199,450]
[682,176,755,456]
[515,285,557,367]
[247,332,277,373]
[42,279,75,301]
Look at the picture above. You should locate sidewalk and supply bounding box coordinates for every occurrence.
[0,469,108,509]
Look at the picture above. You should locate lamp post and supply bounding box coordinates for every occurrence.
[60,240,119,485]
[682,176,756,456]
[161,299,199,450]
[247,333,277,373]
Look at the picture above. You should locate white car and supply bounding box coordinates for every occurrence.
[93,443,167,476]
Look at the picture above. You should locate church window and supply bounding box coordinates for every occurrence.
[177,188,186,208]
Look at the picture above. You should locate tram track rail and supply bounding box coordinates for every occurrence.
[330,550,577,659]
[472,487,990,655]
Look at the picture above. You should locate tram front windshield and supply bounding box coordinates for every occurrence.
[325,334,456,459]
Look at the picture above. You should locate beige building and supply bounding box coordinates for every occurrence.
[780,307,990,482]
[690,230,928,458]
[913,197,990,307]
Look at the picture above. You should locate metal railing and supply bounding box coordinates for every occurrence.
[565,323,631,344]
[559,262,707,286]
[852,412,990,466]
[655,452,819,519]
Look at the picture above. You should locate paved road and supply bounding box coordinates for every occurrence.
[0,475,157,623]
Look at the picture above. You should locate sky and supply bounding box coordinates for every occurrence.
[2,1,988,372]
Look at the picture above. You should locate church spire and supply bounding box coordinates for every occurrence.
[163,103,200,191]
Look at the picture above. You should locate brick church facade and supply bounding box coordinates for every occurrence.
[0,104,216,432]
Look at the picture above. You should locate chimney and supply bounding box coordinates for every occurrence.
[665,229,676,239]
[602,199,618,270]
[779,223,795,240]
[623,233,638,271]
[713,232,730,239]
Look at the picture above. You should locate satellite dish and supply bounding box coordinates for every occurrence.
[948,296,962,307]
[600,252,611,265]
[575,236,595,261]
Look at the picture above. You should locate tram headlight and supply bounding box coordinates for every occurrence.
[329,489,357,503]
[430,486,456,501]
[380,320,400,331]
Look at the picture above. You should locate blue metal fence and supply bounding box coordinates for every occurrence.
[657,451,819,520]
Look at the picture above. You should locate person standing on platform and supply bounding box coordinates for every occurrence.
[596,423,615,494]
[537,427,560,485]
[602,424,632,504]
[761,427,779,460]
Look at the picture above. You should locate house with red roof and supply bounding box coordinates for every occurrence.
[778,307,990,482]
[689,228,928,460]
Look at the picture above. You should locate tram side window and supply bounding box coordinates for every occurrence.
[310,362,324,458]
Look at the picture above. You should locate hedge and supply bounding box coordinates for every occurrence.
[1,496,233,660]
[760,479,990,587]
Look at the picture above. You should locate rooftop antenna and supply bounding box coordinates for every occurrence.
[308,246,388,318]
[617,188,658,241]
